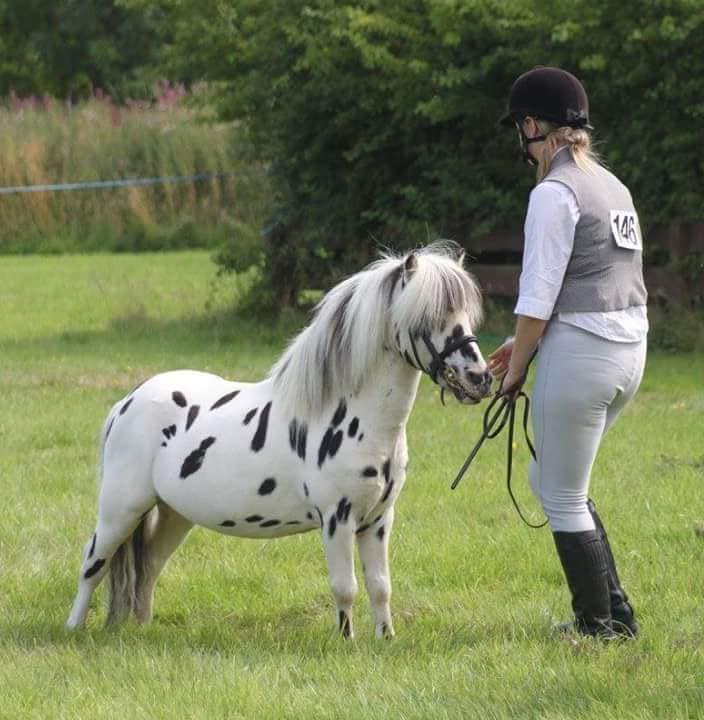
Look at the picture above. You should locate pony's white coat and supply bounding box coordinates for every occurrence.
[66,243,488,638]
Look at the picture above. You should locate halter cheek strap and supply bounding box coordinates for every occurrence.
[407,331,478,384]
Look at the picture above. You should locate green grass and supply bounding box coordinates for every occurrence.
[1,252,703,720]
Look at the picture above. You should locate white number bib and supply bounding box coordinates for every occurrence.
[610,210,642,250]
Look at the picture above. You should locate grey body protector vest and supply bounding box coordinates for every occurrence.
[544,149,647,313]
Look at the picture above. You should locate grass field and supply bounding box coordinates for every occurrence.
[1,252,703,720]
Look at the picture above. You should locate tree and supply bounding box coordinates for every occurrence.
[0,0,164,99]
[141,0,704,308]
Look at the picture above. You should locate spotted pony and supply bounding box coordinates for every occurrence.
[66,242,492,638]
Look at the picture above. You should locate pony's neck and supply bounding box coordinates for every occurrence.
[354,350,421,437]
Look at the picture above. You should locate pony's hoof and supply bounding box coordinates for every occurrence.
[377,622,395,639]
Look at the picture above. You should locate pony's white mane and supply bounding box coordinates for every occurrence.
[269,242,483,417]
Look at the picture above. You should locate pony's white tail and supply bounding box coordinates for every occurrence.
[106,509,154,625]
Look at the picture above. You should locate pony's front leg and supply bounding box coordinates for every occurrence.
[357,506,395,638]
[322,505,358,638]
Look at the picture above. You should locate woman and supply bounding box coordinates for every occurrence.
[490,66,648,639]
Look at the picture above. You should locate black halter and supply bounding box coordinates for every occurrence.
[407,330,478,393]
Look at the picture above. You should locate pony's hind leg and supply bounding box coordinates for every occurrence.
[356,507,395,638]
[322,504,358,638]
[67,435,158,630]
[66,502,153,630]
[133,502,193,624]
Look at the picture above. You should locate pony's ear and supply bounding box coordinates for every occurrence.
[456,247,466,266]
[403,252,418,282]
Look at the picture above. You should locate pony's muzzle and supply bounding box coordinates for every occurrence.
[443,368,493,404]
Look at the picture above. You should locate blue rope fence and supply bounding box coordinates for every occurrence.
[0,172,238,195]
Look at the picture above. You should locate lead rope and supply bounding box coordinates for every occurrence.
[451,355,547,529]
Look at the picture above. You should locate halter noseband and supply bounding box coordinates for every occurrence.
[407,330,478,390]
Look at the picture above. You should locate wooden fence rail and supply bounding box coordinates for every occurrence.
[468,222,704,303]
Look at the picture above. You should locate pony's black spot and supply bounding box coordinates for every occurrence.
[317,427,344,466]
[332,399,347,427]
[451,324,463,340]
[361,466,378,478]
[315,507,324,527]
[105,417,115,442]
[161,442,167,447]
[303,482,309,497]
[210,390,240,411]
[381,479,395,503]
[461,345,478,361]
[162,424,177,440]
[336,497,352,524]
[288,419,308,460]
[179,436,216,479]
[172,391,187,408]
[318,428,333,468]
[377,525,385,541]
[348,417,359,438]
[356,523,370,534]
[260,519,280,528]
[373,514,383,525]
[339,610,352,638]
[358,433,364,442]
[258,477,277,495]
[289,419,298,452]
[296,423,307,460]
[246,515,264,523]
[251,401,272,452]
[88,533,96,559]
[329,430,343,458]
[186,405,200,431]
[84,558,105,579]
[119,397,134,415]
[381,622,391,638]
[285,520,302,525]
[220,520,236,527]
[382,459,391,483]
[306,512,314,521]
[328,514,337,538]
[243,408,258,425]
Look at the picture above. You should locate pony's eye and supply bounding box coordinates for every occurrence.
[445,367,456,381]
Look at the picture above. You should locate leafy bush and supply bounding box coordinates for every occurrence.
[648,305,704,352]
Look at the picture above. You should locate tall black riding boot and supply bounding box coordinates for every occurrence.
[587,499,639,637]
[552,530,618,639]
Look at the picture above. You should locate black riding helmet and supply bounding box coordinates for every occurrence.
[499,66,593,130]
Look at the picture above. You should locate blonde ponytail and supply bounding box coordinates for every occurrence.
[535,122,601,181]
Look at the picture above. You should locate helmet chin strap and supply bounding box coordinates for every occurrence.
[518,127,545,166]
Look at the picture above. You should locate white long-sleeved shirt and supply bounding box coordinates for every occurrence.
[515,167,648,343]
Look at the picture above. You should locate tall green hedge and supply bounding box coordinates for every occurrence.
[0,0,164,100]
[74,1,704,305]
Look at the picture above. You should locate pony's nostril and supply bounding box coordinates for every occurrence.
[468,370,492,387]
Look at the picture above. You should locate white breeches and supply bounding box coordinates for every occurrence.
[529,321,647,533]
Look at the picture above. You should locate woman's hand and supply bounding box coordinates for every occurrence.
[488,337,515,379]
[499,366,526,398]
